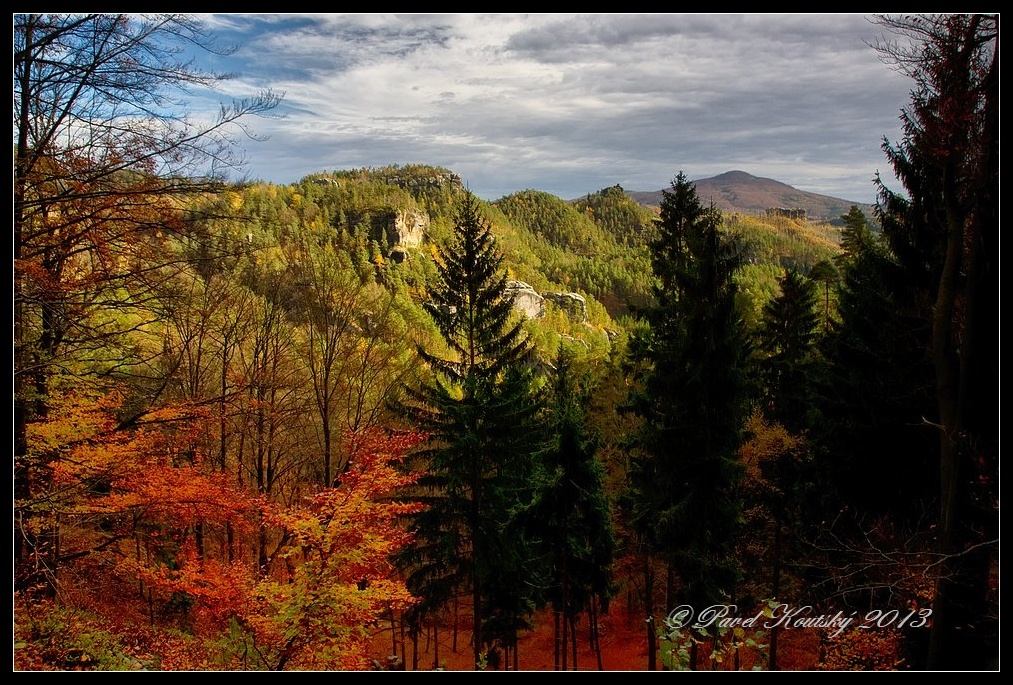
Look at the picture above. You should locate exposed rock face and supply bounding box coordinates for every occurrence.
[544,291,587,323]
[504,280,544,319]
[311,177,338,187]
[387,209,429,248]
[379,169,462,192]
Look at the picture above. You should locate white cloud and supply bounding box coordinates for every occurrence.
[194,13,911,202]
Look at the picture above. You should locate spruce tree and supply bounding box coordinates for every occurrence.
[871,15,997,669]
[838,205,875,262]
[807,259,838,332]
[757,269,820,431]
[531,347,615,670]
[628,172,749,668]
[396,192,542,669]
[816,221,937,512]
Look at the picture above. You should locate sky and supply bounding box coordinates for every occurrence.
[192,13,913,203]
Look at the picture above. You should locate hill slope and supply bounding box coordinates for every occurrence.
[627,170,874,223]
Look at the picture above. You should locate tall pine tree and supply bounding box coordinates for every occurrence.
[628,172,749,669]
[530,347,615,670]
[872,15,997,669]
[838,205,875,260]
[396,192,543,669]
[757,268,820,432]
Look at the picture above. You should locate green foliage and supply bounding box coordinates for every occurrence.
[15,602,165,670]
[395,193,545,663]
[838,205,875,260]
[574,185,657,246]
[814,220,936,513]
[495,189,655,316]
[530,348,616,621]
[757,269,821,431]
[628,171,750,609]
[723,213,840,329]
[496,190,612,255]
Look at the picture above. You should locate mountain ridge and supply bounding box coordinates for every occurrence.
[625,170,874,223]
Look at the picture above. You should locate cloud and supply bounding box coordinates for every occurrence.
[194,13,912,202]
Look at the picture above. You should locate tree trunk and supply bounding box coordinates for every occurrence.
[400,610,407,668]
[411,624,419,671]
[553,609,560,670]
[322,416,332,487]
[643,551,656,671]
[389,607,397,657]
[13,18,35,580]
[591,597,604,670]
[665,562,675,613]
[433,620,440,670]
[769,516,782,671]
[453,595,459,653]
[926,22,998,670]
[570,614,578,671]
[472,573,482,668]
[561,605,568,670]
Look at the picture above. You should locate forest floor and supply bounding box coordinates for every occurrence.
[368,605,822,671]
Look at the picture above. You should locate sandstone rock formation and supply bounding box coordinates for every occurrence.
[544,291,587,323]
[504,280,544,319]
[386,209,429,248]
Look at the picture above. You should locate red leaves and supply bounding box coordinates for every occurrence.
[253,428,426,669]
[26,393,428,669]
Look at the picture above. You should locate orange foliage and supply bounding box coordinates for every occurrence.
[21,391,426,670]
[817,629,907,671]
[252,428,426,669]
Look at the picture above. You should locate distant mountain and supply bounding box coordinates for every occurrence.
[627,170,874,224]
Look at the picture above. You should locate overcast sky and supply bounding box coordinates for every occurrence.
[195,13,913,203]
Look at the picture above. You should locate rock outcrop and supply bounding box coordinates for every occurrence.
[386,209,429,248]
[504,282,590,323]
[379,169,462,192]
[544,292,587,323]
[504,281,544,319]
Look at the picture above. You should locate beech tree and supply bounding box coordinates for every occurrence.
[14,13,278,586]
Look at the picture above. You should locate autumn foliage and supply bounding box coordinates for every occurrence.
[16,390,424,670]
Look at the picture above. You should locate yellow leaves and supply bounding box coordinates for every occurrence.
[250,428,426,668]
[739,410,803,479]
[226,191,243,211]
[27,390,121,455]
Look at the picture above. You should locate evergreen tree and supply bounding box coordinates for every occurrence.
[816,219,937,513]
[628,172,749,668]
[871,15,998,669]
[807,259,839,332]
[531,347,615,670]
[838,205,875,260]
[757,269,820,431]
[396,192,543,669]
